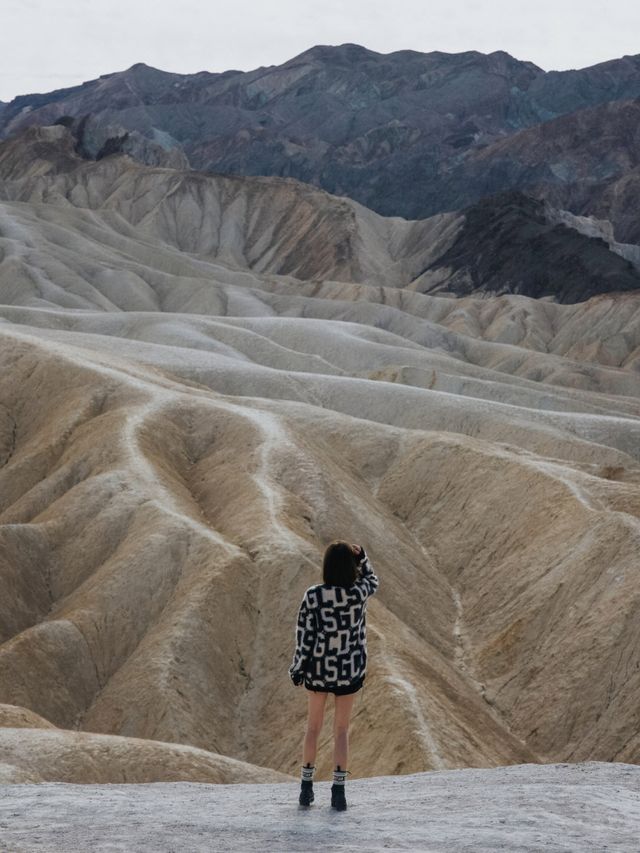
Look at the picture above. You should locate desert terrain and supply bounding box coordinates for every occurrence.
[0,122,638,793]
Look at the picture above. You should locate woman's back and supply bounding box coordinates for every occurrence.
[290,550,379,690]
[289,543,380,811]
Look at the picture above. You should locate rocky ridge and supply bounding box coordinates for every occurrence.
[2,125,639,303]
[3,46,640,230]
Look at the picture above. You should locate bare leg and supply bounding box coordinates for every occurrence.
[303,689,328,765]
[333,692,357,769]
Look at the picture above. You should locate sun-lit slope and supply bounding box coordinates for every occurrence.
[2,308,640,456]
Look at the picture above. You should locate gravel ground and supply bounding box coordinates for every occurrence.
[1,761,639,852]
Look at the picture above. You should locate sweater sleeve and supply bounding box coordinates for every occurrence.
[354,551,379,600]
[288,590,316,679]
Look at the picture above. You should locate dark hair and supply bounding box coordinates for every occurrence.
[323,540,358,588]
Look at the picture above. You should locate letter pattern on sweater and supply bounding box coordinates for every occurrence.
[288,553,379,689]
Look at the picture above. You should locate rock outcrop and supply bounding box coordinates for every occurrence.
[0,722,292,783]
[439,96,640,244]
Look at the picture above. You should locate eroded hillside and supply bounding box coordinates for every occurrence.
[1,126,640,783]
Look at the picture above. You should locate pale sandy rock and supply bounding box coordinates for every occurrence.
[0,703,57,729]
[0,126,459,288]
[0,323,639,780]
[0,762,43,783]
[2,196,640,378]
[0,727,291,784]
[0,762,639,852]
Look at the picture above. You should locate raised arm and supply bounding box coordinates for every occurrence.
[353,548,379,600]
[288,589,316,686]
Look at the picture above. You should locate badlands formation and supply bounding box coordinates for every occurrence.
[4,45,640,230]
[0,122,639,799]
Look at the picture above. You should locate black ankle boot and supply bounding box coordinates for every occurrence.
[331,766,349,810]
[331,782,347,811]
[299,780,314,806]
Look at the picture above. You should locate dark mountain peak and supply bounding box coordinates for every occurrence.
[620,53,640,69]
[486,49,544,74]
[288,43,543,76]
[426,48,489,61]
[531,52,640,78]
[580,51,640,73]
[116,62,179,83]
[95,62,168,83]
[3,44,640,252]
[287,43,380,66]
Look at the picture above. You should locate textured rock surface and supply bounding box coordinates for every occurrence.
[3,46,640,224]
[0,704,57,730]
[1,120,640,785]
[1,763,639,852]
[440,97,640,244]
[0,125,455,288]
[0,726,291,784]
[2,127,639,303]
[420,190,640,301]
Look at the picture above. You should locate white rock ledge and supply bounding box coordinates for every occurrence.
[1,761,639,852]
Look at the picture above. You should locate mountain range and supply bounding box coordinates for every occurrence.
[2,123,639,304]
[2,43,640,240]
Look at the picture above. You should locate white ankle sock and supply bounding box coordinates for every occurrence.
[332,767,349,785]
[301,763,315,783]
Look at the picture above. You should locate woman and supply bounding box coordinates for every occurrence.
[288,540,379,811]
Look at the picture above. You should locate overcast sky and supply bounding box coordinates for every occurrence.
[2,0,639,101]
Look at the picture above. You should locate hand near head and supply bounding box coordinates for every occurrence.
[351,543,366,564]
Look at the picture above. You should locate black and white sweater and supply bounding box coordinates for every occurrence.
[288,550,379,689]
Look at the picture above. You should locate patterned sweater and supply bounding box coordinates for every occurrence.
[288,550,379,689]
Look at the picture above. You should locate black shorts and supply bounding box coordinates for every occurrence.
[305,674,365,695]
